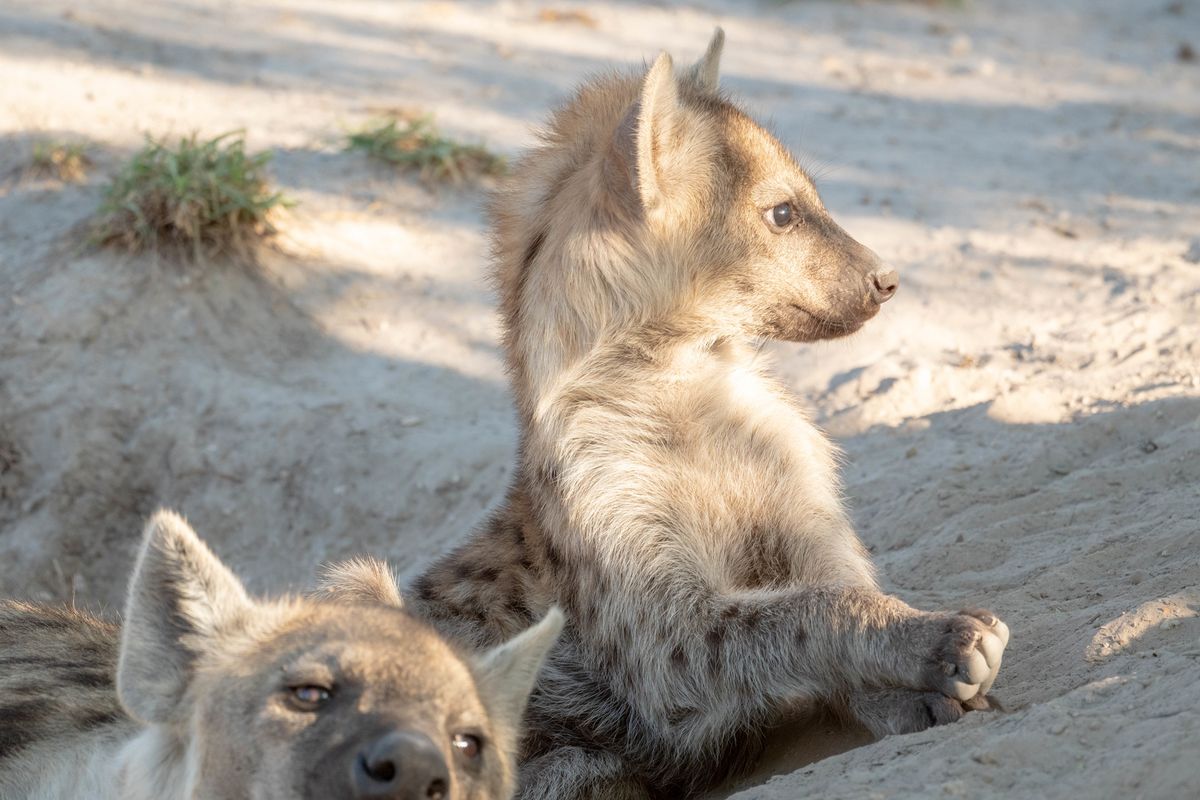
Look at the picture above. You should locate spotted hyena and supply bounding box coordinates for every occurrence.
[0,510,562,800]
[384,29,1011,800]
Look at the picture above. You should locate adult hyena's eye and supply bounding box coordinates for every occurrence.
[766,202,795,228]
[451,732,482,760]
[287,685,332,711]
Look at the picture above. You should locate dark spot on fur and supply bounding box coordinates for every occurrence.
[706,624,726,674]
[742,607,763,630]
[733,275,756,295]
[412,574,437,602]
[543,541,563,570]
[622,665,638,693]
[736,526,793,589]
[667,705,698,726]
[0,699,52,758]
[600,640,623,673]
[61,668,112,690]
[521,229,547,275]
[670,644,688,671]
[504,598,531,621]
[537,463,560,487]
[77,709,124,731]
[477,566,500,583]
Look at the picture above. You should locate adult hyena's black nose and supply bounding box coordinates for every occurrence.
[868,268,899,304]
[353,731,449,800]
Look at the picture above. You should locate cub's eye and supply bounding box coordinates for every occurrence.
[287,685,331,711]
[452,733,482,760]
[766,202,795,229]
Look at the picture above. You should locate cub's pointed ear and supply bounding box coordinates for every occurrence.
[315,557,404,608]
[117,509,252,725]
[474,607,564,726]
[635,52,679,211]
[687,27,724,93]
[609,52,681,214]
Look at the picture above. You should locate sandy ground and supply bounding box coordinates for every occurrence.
[1,0,1198,797]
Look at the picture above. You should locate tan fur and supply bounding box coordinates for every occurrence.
[0,510,562,800]
[401,30,1010,799]
[317,556,406,608]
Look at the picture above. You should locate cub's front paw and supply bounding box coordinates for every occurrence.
[920,609,1009,702]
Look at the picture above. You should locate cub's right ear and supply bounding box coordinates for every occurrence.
[117,510,253,725]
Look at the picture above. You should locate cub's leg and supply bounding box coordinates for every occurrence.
[519,747,648,800]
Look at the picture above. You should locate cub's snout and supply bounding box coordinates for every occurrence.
[868,267,899,305]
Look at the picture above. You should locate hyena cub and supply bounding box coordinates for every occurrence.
[404,30,1010,799]
[0,510,562,800]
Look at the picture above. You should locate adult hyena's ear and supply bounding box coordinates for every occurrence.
[314,557,404,608]
[473,607,564,727]
[117,509,253,725]
[686,27,724,93]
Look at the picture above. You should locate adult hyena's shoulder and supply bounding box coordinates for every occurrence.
[0,601,129,762]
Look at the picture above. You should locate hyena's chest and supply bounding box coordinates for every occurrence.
[654,370,851,586]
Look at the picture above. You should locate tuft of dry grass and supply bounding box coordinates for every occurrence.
[345,115,507,185]
[91,131,288,260]
[28,140,93,182]
[536,8,599,28]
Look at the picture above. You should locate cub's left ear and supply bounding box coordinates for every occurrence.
[687,27,725,93]
[117,510,254,725]
[315,557,405,608]
[473,608,564,727]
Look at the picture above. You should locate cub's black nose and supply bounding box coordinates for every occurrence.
[868,268,899,304]
[353,730,449,800]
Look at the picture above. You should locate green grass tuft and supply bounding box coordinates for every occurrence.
[29,139,92,182]
[91,131,289,260]
[345,115,507,185]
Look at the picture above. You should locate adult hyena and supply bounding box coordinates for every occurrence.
[0,511,561,800]
[406,30,1009,799]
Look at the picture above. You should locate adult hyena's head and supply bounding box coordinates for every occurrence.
[117,512,562,800]
[494,30,897,389]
